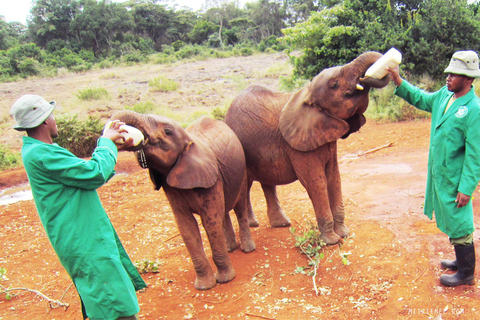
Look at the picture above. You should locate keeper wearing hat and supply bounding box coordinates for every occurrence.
[387,51,480,287]
[10,94,146,320]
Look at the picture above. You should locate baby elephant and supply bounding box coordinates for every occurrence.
[113,110,255,290]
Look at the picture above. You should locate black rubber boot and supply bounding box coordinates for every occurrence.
[440,243,475,287]
[440,259,458,270]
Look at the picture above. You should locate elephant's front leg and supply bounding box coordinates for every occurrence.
[295,168,340,245]
[198,190,236,285]
[173,209,216,290]
[261,183,291,227]
[327,158,350,238]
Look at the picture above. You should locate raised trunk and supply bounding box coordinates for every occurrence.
[347,51,391,88]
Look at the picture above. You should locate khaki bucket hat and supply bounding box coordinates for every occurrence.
[10,94,56,131]
[444,50,480,78]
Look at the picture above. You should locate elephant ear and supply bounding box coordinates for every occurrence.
[166,140,220,189]
[279,85,349,152]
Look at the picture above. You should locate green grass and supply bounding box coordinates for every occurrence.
[76,87,110,100]
[148,76,179,92]
[0,145,22,169]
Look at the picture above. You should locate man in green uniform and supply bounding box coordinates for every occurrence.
[10,94,147,319]
[388,51,480,287]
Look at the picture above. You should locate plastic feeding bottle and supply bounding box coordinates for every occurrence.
[103,121,145,146]
[364,47,402,79]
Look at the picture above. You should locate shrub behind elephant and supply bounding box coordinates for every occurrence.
[225,51,390,245]
[114,111,255,290]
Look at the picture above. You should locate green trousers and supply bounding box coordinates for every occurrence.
[449,233,474,246]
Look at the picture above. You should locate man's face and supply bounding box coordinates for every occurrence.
[446,73,471,93]
[46,113,58,138]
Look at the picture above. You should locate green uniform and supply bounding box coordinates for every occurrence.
[21,136,146,320]
[395,81,480,238]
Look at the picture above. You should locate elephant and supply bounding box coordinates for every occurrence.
[113,110,256,290]
[224,51,390,245]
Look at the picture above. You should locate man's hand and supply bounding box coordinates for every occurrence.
[387,65,403,86]
[102,120,134,150]
[455,192,471,208]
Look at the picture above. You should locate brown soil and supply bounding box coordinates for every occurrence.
[1,53,480,320]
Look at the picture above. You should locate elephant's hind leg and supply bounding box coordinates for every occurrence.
[233,185,256,253]
[261,183,291,227]
[246,178,260,227]
[224,212,239,252]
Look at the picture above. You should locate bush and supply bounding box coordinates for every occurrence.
[149,76,179,92]
[18,58,40,77]
[53,115,104,158]
[0,145,21,169]
[76,87,110,100]
[126,101,156,113]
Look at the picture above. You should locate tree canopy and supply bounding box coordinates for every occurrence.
[0,0,480,81]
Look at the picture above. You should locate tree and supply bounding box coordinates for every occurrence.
[132,2,172,49]
[28,0,79,48]
[71,0,134,57]
[203,0,244,46]
[244,0,286,43]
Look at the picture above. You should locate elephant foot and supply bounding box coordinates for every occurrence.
[226,241,238,253]
[320,231,342,245]
[268,208,291,227]
[270,215,291,228]
[248,215,260,227]
[194,274,217,290]
[240,239,256,253]
[334,223,350,238]
[216,268,236,284]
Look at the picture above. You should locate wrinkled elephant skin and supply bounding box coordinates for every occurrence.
[113,110,255,290]
[225,51,389,245]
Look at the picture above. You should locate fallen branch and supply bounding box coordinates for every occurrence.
[360,142,395,156]
[1,284,69,309]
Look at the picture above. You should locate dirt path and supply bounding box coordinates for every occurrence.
[1,54,480,319]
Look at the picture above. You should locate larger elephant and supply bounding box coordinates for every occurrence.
[113,110,255,290]
[224,51,389,245]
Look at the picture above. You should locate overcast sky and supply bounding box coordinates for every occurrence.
[0,0,211,24]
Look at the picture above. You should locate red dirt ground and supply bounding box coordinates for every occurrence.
[2,118,480,319]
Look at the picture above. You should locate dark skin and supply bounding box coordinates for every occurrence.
[27,113,134,149]
[388,66,474,208]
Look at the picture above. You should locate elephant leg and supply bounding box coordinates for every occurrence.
[261,183,291,227]
[327,157,350,238]
[199,196,236,285]
[174,210,216,290]
[224,212,238,252]
[246,177,260,227]
[233,180,256,253]
[297,172,340,245]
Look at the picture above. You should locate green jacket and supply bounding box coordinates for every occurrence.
[395,81,480,238]
[21,136,146,320]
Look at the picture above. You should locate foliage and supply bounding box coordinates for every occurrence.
[53,115,104,157]
[149,75,179,92]
[126,101,157,114]
[211,106,228,120]
[134,259,160,274]
[0,146,21,169]
[76,87,109,100]
[282,0,480,81]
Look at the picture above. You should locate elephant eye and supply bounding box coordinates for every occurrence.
[164,128,173,136]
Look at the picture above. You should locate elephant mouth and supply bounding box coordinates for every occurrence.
[136,149,149,169]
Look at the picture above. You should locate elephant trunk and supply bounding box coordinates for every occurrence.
[112,110,146,128]
[347,51,391,88]
[111,110,149,151]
